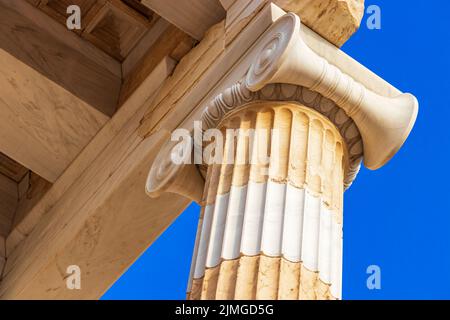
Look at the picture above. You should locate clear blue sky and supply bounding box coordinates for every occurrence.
[102,0,450,300]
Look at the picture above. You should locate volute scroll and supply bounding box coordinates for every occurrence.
[246,13,419,170]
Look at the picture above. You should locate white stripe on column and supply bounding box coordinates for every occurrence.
[240,181,267,256]
[206,193,230,267]
[188,217,204,291]
[301,191,321,271]
[260,181,286,257]
[330,219,343,299]
[194,204,214,278]
[221,184,248,260]
[281,184,305,262]
[318,203,332,284]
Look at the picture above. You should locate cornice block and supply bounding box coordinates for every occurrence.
[274,0,365,46]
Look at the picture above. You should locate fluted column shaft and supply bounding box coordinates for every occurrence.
[187,102,346,300]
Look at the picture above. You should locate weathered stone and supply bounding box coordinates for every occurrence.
[275,0,365,46]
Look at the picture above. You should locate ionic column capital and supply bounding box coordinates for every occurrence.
[144,10,418,302]
[146,12,418,201]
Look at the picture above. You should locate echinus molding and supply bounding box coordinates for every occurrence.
[201,81,362,189]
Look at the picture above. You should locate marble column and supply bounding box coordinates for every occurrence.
[147,12,418,301]
[188,102,345,300]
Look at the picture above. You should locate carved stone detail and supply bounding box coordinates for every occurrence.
[147,12,418,197]
[146,135,204,203]
[245,13,418,170]
[201,81,362,188]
